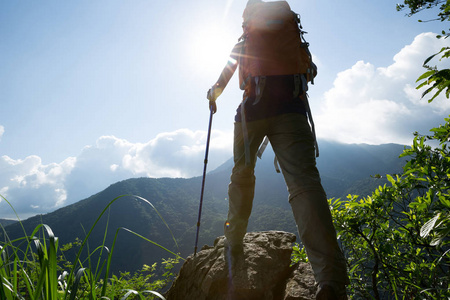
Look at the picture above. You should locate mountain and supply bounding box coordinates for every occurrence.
[2,141,407,275]
[0,219,17,227]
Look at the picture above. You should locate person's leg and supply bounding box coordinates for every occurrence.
[225,119,267,246]
[267,113,349,287]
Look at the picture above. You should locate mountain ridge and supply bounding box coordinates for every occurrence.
[2,141,407,274]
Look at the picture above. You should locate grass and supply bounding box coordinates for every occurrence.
[0,194,184,300]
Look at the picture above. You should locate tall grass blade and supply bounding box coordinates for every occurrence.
[142,290,167,300]
[121,228,182,260]
[1,278,24,300]
[24,224,60,300]
[1,277,14,300]
[0,245,12,300]
[97,195,184,297]
[1,194,182,300]
[133,195,180,252]
[64,194,129,298]
[12,259,18,298]
[32,259,47,300]
[20,268,34,300]
[43,224,59,300]
[100,225,182,297]
[94,208,111,280]
[0,195,29,239]
[68,268,86,300]
[120,289,138,299]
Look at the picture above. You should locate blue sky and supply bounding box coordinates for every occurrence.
[1,0,449,219]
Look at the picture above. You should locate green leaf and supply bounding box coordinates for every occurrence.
[423,53,440,66]
[420,213,440,238]
[430,236,442,246]
[386,174,395,185]
[416,70,436,82]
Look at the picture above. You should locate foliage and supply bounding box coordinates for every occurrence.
[398,0,450,103]
[330,117,450,299]
[101,259,179,299]
[416,46,450,102]
[326,4,450,298]
[290,242,309,266]
[396,0,450,24]
[0,195,183,300]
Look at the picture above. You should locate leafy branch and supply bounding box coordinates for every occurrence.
[416,46,450,102]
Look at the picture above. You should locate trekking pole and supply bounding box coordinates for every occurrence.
[194,106,214,255]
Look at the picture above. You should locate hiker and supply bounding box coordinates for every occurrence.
[206,0,349,299]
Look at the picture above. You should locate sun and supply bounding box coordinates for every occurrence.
[188,23,239,76]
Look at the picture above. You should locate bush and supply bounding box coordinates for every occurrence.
[330,117,450,299]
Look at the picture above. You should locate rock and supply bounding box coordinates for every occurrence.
[165,231,317,300]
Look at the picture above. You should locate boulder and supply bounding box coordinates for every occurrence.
[165,231,317,300]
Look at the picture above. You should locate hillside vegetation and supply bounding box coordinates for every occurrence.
[329,2,450,297]
[1,142,406,277]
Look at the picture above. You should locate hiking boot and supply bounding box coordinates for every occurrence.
[316,281,347,300]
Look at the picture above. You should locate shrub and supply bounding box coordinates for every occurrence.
[330,117,450,299]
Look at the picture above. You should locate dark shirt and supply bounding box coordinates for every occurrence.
[235,74,307,122]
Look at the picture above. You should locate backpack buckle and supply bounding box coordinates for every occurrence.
[254,76,266,105]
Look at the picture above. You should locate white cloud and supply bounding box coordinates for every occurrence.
[0,125,4,141]
[0,129,232,219]
[0,155,76,219]
[316,32,450,145]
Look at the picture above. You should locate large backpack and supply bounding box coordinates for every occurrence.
[238,0,316,90]
[238,1,319,164]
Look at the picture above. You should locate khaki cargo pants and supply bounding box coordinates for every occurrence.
[225,113,349,285]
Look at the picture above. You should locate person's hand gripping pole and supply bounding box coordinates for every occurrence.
[207,83,223,114]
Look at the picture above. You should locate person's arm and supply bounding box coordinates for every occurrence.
[207,60,238,100]
[207,42,242,112]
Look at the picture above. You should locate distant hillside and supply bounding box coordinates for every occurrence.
[2,141,407,275]
[0,219,17,227]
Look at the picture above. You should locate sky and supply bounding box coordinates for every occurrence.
[1,0,449,219]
